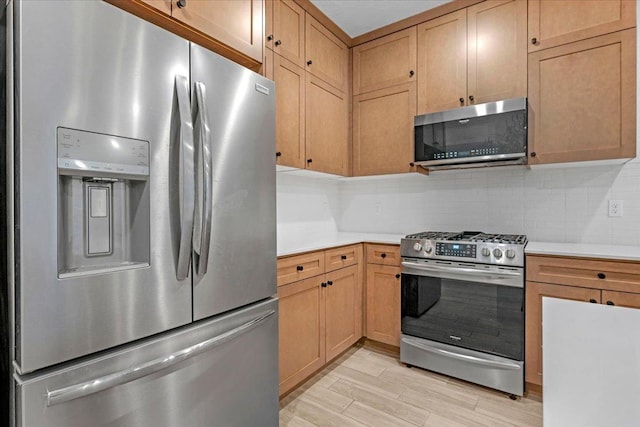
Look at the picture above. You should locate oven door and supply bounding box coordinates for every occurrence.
[401,258,524,361]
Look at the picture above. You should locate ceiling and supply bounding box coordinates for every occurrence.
[309,0,453,38]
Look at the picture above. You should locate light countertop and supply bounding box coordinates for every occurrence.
[526,241,640,262]
[277,232,404,257]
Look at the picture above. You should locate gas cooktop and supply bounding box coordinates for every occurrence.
[401,231,527,267]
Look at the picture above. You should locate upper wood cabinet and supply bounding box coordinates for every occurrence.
[417,9,467,114]
[417,0,526,115]
[305,14,349,93]
[139,0,171,15]
[306,74,349,176]
[172,0,263,62]
[273,55,306,169]
[353,83,417,176]
[528,29,636,165]
[528,0,636,52]
[265,0,305,67]
[352,27,417,95]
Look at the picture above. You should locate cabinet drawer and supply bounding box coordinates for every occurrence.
[277,251,325,286]
[527,255,640,293]
[366,244,400,266]
[325,244,361,272]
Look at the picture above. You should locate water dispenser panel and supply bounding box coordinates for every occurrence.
[57,127,149,178]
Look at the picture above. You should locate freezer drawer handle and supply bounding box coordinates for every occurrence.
[175,75,195,280]
[192,81,213,277]
[46,309,276,407]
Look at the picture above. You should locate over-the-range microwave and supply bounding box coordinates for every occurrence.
[414,97,527,170]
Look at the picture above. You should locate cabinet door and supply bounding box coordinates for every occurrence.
[467,0,527,105]
[278,276,326,396]
[274,55,306,169]
[417,9,467,114]
[525,281,601,387]
[305,74,348,176]
[601,290,640,309]
[366,264,401,347]
[353,83,416,176]
[353,27,417,95]
[273,0,306,67]
[528,29,636,165]
[325,265,362,361]
[305,14,349,92]
[528,0,636,52]
[172,0,263,62]
[139,0,171,15]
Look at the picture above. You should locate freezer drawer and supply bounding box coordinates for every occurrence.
[14,298,278,427]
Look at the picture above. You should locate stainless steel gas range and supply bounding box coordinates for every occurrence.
[399,231,527,397]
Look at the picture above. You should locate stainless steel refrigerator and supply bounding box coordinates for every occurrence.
[1,1,278,426]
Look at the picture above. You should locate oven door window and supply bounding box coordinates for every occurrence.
[401,274,524,360]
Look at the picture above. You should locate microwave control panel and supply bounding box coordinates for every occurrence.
[435,243,477,258]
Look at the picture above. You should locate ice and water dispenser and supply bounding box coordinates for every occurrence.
[57,127,150,277]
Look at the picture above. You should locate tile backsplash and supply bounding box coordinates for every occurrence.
[277,160,640,245]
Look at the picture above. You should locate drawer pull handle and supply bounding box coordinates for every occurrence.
[321,282,327,288]
[380,253,387,259]
[296,265,304,271]
[606,300,615,306]
[341,255,347,260]
[327,281,333,286]
[395,274,401,279]
[589,299,597,304]
[597,272,606,279]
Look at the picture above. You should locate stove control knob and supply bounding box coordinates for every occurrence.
[423,242,434,254]
[493,248,503,258]
[506,249,516,259]
[413,242,422,252]
[481,248,491,257]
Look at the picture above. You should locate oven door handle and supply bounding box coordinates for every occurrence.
[401,261,522,278]
[403,337,521,370]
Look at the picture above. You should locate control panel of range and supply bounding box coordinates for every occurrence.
[435,242,476,258]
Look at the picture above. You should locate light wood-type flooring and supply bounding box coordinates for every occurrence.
[279,345,542,427]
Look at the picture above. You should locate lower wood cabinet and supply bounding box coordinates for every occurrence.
[278,276,325,396]
[365,264,401,346]
[325,265,362,360]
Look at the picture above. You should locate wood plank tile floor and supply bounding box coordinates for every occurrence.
[280,345,542,427]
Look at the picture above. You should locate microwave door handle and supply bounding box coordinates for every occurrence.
[192,82,212,277]
[46,310,276,407]
[401,261,522,278]
[175,75,195,281]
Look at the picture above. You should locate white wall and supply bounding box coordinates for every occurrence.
[276,7,640,246]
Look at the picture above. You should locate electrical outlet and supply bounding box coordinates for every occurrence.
[609,200,623,217]
[375,202,381,215]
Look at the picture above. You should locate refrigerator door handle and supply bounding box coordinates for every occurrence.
[192,81,213,277]
[46,309,276,407]
[175,75,195,280]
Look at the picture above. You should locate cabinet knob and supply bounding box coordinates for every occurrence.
[395,274,401,279]
[409,162,415,167]
[275,40,282,46]
[597,272,606,279]
[321,282,327,288]
[530,152,536,157]
[531,37,538,45]
[341,255,347,260]
[296,265,304,271]
[468,95,474,102]
[459,97,464,105]
[606,300,615,306]
[275,151,282,158]
[380,253,387,259]
[589,299,597,304]
[307,158,313,163]
[176,0,187,8]
[267,34,273,41]
[327,280,333,286]
[409,70,414,77]
[307,60,313,66]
